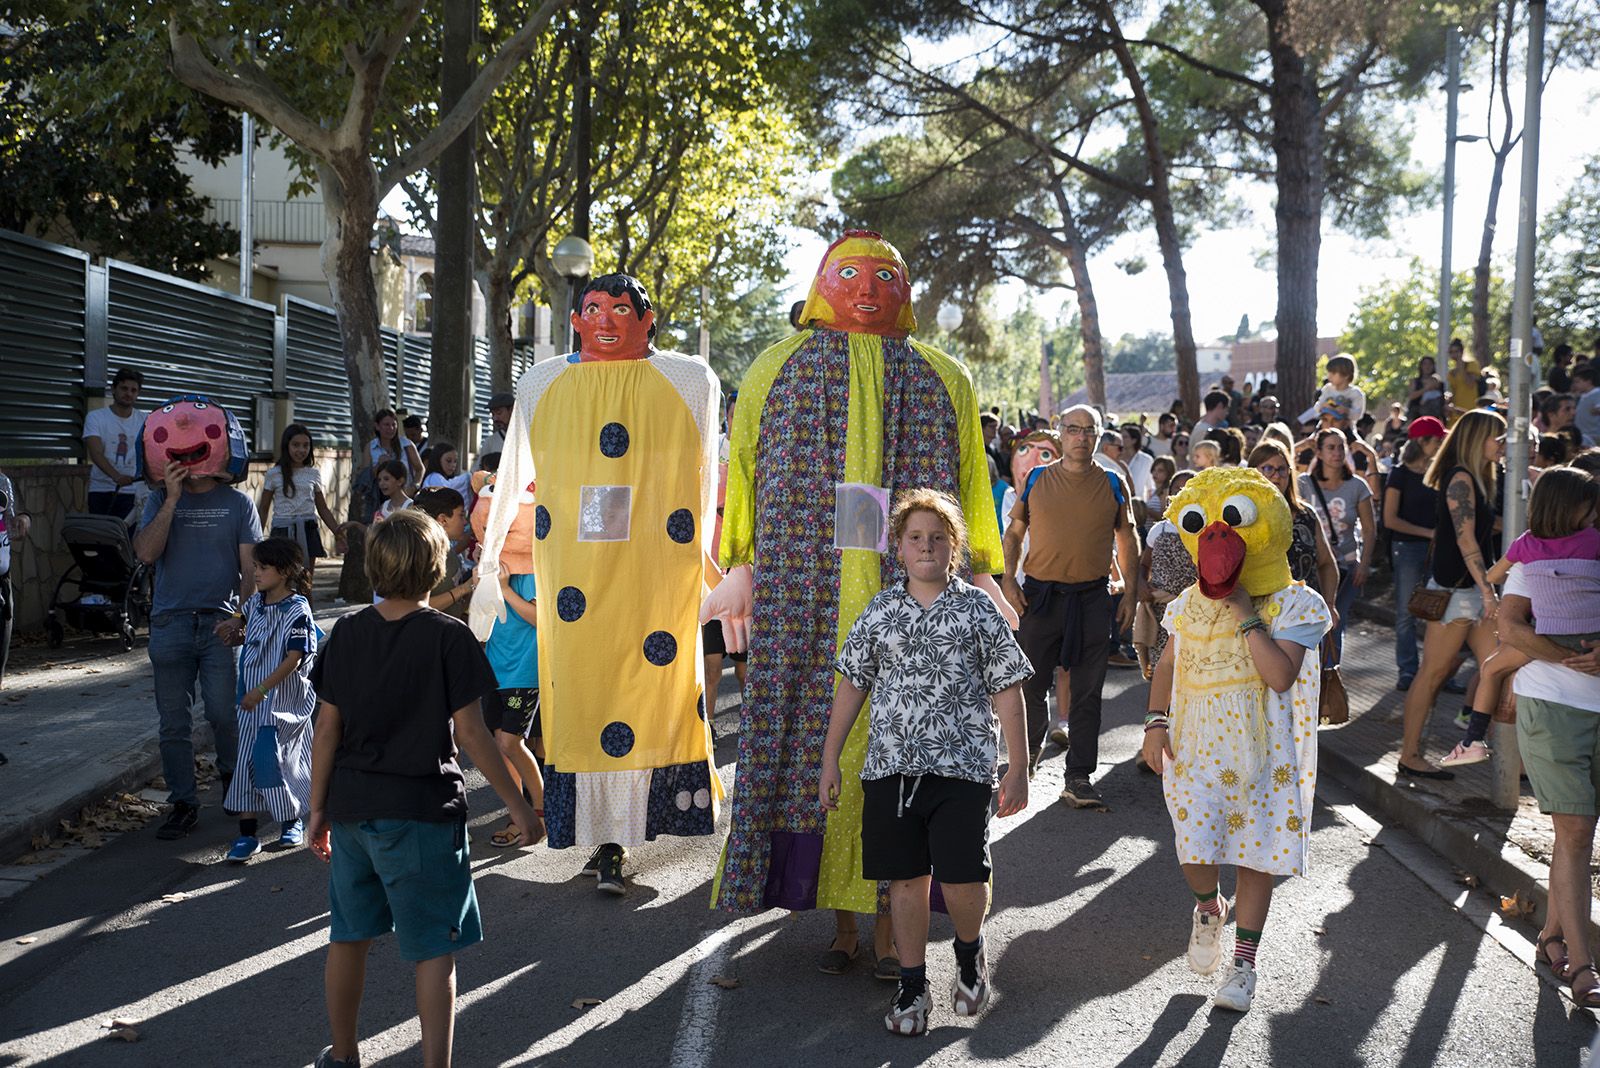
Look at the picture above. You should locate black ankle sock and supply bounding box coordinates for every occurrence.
[954,936,982,986]
[898,962,927,998]
[239,818,258,837]
[1464,710,1492,744]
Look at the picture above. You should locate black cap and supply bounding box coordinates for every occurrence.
[488,392,515,409]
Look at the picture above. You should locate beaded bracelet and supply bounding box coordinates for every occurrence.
[1237,615,1267,637]
[1144,712,1170,732]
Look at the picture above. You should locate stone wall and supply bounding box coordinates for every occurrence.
[5,450,354,634]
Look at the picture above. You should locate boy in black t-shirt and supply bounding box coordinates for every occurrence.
[306,509,538,1068]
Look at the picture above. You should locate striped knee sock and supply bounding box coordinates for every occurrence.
[1235,926,1262,967]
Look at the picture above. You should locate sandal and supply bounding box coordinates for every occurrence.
[1537,933,1571,980]
[819,934,859,975]
[1570,963,1600,1009]
[874,955,902,981]
[490,823,523,848]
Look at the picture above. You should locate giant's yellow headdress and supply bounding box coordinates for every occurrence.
[1167,467,1292,599]
[798,230,918,335]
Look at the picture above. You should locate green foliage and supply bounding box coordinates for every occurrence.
[0,9,238,277]
[1536,155,1600,353]
[1107,332,1176,374]
[963,304,1085,419]
[1338,258,1509,407]
[705,279,796,388]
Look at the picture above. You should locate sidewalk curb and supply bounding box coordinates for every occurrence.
[1319,734,1600,941]
[0,739,163,867]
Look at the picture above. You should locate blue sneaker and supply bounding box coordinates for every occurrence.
[278,820,304,848]
[226,836,261,863]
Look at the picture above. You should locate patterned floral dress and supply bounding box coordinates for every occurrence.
[1159,582,1329,876]
[713,328,1000,914]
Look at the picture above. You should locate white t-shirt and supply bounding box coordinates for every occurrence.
[1149,436,1174,459]
[82,407,147,493]
[1124,449,1155,501]
[263,465,324,522]
[421,471,473,497]
[1506,563,1600,713]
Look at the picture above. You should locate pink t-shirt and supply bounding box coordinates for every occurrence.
[1505,526,1600,565]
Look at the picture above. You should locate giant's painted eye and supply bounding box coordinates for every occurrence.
[875,268,894,281]
[838,266,858,279]
[1221,494,1259,527]
[1177,504,1207,535]
[161,404,174,413]
[192,402,208,409]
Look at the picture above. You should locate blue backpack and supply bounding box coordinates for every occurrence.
[1021,463,1126,523]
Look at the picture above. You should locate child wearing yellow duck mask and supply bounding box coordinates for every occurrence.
[1139,467,1330,1014]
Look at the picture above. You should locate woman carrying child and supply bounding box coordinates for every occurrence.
[1443,467,1600,766]
[222,537,319,861]
[819,489,1033,1036]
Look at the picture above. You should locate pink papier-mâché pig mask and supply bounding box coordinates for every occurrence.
[140,397,246,483]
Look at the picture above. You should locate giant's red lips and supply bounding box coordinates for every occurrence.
[1196,521,1246,599]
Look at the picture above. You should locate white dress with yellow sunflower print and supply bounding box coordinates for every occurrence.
[1160,581,1330,876]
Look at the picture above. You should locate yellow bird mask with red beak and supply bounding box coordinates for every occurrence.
[1168,467,1293,599]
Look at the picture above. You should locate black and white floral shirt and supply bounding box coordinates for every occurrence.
[836,578,1034,785]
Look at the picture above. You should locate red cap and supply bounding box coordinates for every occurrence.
[1408,416,1446,439]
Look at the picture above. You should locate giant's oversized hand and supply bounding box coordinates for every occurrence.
[699,564,753,653]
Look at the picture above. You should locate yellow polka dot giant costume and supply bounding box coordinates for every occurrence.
[1158,467,1330,876]
[471,275,721,851]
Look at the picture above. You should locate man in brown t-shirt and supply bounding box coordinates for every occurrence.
[1001,404,1138,809]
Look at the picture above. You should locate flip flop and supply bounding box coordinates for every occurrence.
[818,937,858,975]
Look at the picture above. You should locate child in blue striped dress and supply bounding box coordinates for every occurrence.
[223,537,319,862]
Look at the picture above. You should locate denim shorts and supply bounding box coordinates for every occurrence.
[329,818,481,961]
[1428,581,1483,625]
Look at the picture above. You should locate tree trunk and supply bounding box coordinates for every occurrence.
[1060,212,1107,411]
[1102,7,1199,417]
[486,262,516,393]
[1264,10,1326,414]
[319,159,388,603]
[431,0,478,457]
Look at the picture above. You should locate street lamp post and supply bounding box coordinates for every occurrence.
[551,235,595,352]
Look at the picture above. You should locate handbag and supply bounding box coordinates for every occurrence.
[1318,637,1349,726]
[1405,537,1450,621]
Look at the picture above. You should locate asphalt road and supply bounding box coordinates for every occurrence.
[0,667,1594,1067]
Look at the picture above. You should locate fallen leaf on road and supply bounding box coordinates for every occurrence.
[107,1027,139,1042]
[1141,954,1152,961]
[709,976,740,989]
[271,886,284,893]
[1311,927,1326,936]
[571,997,603,1010]
[103,1017,140,1029]
[16,937,37,945]
[1314,996,1332,1005]
[1454,871,1480,889]
[1500,892,1536,918]
[159,893,187,904]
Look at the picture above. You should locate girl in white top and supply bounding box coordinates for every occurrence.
[258,424,347,589]
[420,441,474,498]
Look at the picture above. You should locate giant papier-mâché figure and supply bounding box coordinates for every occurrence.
[136,395,249,485]
[1152,466,1329,878]
[471,273,721,873]
[701,230,1015,927]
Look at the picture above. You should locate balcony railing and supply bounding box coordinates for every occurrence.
[205,198,328,246]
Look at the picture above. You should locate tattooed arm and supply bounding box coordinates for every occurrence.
[1445,471,1498,622]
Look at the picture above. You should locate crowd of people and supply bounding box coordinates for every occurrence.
[4,251,1600,1063]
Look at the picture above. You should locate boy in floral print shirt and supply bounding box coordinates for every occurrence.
[819,488,1032,1037]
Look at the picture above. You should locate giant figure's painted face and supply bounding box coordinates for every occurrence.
[797,230,917,336]
[1010,430,1061,489]
[141,398,245,483]
[470,470,538,575]
[571,274,656,362]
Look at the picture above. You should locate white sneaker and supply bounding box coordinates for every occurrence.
[951,941,990,1016]
[1213,960,1257,1012]
[1187,897,1229,975]
[884,986,929,1036]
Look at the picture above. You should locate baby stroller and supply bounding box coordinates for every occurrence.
[46,513,152,650]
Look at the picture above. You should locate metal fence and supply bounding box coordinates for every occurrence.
[0,227,534,461]
[204,197,329,246]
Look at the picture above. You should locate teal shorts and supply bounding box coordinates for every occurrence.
[1516,697,1600,817]
[329,818,482,961]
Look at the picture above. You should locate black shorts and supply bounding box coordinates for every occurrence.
[860,774,993,884]
[700,619,747,662]
[483,688,539,739]
[269,518,327,561]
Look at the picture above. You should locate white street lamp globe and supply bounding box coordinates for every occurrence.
[936,303,964,332]
[552,235,595,278]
